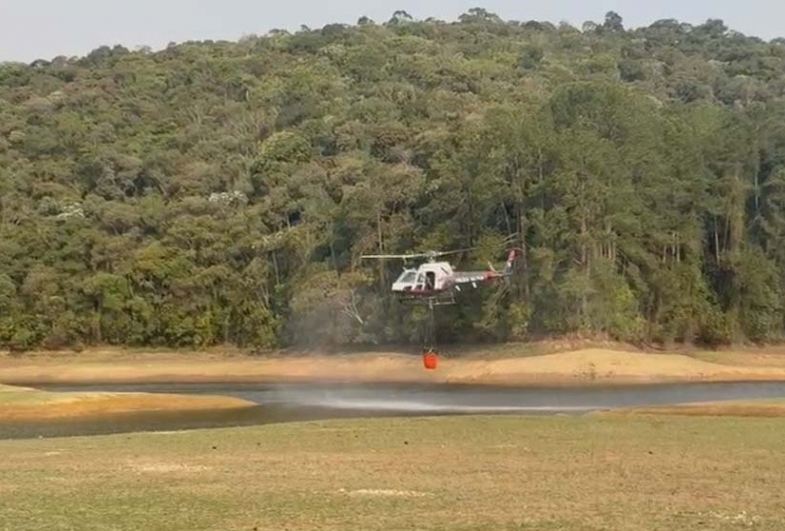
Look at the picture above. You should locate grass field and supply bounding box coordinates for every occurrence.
[2,415,784,531]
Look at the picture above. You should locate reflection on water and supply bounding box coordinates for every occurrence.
[4,381,785,440]
[0,404,455,441]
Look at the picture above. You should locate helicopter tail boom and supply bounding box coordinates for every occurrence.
[488,248,522,277]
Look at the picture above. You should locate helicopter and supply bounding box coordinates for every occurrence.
[361,248,521,306]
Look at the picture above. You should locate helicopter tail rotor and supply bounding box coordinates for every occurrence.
[503,248,522,275]
[488,248,523,276]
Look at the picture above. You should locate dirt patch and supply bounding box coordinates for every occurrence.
[701,511,764,526]
[341,489,433,498]
[125,461,212,474]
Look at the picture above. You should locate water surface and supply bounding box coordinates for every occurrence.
[4,381,785,440]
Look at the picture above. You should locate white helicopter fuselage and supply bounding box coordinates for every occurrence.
[364,248,520,304]
[392,262,455,294]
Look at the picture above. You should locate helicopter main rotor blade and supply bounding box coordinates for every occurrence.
[428,248,476,257]
[361,248,477,261]
[360,254,430,260]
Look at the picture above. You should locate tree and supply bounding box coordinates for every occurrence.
[459,8,503,24]
[387,10,413,25]
[603,11,624,33]
[3,13,785,351]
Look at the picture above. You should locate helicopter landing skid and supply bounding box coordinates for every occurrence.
[396,292,456,307]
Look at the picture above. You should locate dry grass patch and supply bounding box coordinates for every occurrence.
[603,398,785,418]
[0,384,254,421]
[1,415,785,530]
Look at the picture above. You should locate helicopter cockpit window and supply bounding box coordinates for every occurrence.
[397,271,417,285]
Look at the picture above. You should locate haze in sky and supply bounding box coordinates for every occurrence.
[1,0,783,63]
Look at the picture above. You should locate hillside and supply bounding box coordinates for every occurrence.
[2,10,785,351]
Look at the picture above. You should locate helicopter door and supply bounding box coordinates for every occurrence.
[425,271,436,291]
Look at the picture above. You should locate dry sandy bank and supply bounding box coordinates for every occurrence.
[4,347,785,386]
[0,384,254,421]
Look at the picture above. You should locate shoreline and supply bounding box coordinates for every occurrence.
[9,372,785,388]
[6,345,785,424]
[5,347,785,387]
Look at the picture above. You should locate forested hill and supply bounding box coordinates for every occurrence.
[2,10,785,352]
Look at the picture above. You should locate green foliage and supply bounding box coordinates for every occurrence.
[2,11,785,350]
[737,247,784,342]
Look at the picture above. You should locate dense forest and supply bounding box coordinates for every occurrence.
[2,9,785,351]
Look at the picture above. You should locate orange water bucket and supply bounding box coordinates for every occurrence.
[422,352,439,370]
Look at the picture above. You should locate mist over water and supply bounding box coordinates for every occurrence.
[260,383,599,413]
[243,380,785,413]
[303,398,595,413]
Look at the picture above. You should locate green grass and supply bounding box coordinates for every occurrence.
[1,415,785,530]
